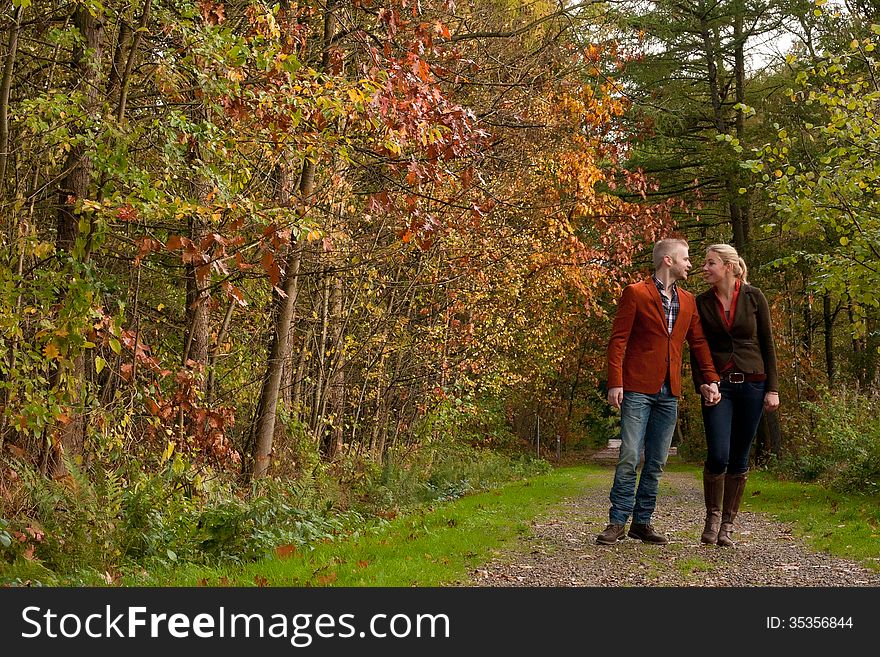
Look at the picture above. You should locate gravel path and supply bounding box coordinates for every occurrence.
[466,470,880,587]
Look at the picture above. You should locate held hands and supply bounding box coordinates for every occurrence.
[764,391,780,412]
[700,382,721,406]
[607,387,624,409]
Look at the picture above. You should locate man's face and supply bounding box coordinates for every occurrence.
[668,246,691,281]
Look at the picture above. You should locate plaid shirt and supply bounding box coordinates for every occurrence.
[653,275,679,335]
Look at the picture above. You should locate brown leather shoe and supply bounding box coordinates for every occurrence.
[596,523,627,545]
[627,523,668,544]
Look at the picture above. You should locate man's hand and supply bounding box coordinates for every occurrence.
[607,387,624,409]
[700,382,721,406]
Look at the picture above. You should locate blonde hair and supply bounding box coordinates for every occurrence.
[706,243,749,284]
[652,238,689,270]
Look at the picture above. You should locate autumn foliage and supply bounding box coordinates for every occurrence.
[0,1,666,482]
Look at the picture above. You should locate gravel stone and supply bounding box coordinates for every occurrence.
[464,470,880,587]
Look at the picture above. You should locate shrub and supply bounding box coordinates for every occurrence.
[771,388,880,494]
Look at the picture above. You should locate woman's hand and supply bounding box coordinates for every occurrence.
[764,391,780,412]
[700,383,721,406]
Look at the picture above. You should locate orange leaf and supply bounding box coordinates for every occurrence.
[275,544,297,559]
[316,572,337,586]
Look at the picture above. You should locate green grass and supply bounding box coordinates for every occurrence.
[675,555,714,578]
[124,465,604,587]
[11,459,876,586]
[689,467,880,572]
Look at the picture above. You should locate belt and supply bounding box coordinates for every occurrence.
[720,372,766,383]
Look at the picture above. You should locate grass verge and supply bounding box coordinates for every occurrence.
[745,470,880,571]
[125,466,602,587]
[687,467,880,571]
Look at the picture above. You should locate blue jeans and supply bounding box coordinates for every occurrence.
[609,383,678,525]
[702,380,766,474]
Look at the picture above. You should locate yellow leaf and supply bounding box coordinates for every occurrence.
[33,242,55,258]
[43,343,61,360]
[161,441,176,464]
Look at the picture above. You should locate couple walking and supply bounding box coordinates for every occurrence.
[597,238,779,546]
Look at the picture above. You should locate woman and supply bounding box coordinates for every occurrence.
[692,244,780,546]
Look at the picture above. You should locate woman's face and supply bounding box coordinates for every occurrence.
[702,251,730,285]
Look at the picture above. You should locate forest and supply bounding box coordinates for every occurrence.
[0,0,878,582]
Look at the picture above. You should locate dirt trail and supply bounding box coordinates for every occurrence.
[466,470,880,587]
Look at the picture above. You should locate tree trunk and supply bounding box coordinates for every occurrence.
[51,7,104,477]
[823,292,835,384]
[311,270,330,446]
[731,3,750,251]
[115,0,152,123]
[183,212,211,367]
[754,412,782,464]
[249,160,303,479]
[801,284,813,354]
[250,242,303,478]
[326,274,345,457]
[847,304,867,387]
[0,5,23,190]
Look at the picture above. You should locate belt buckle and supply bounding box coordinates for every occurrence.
[728,372,745,384]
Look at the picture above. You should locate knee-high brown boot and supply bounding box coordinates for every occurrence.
[717,471,748,547]
[701,469,725,544]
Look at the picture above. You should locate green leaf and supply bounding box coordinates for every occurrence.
[109,337,121,355]
[95,356,106,374]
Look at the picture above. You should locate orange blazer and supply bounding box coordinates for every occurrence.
[607,279,718,397]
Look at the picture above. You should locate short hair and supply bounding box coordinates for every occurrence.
[652,238,689,270]
[706,243,749,284]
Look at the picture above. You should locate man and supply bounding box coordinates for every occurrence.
[597,238,721,545]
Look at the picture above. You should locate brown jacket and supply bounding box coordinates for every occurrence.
[692,283,779,392]
[607,278,718,397]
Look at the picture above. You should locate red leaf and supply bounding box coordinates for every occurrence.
[261,251,282,286]
[115,205,138,222]
[222,281,248,307]
[133,237,162,266]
